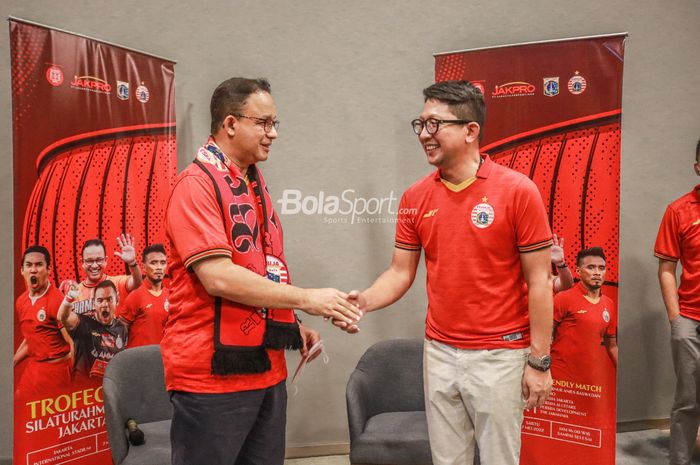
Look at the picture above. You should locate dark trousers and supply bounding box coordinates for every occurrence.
[170,381,287,465]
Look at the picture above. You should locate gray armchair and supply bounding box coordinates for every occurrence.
[346,338,432,465]
[103,345,172,465]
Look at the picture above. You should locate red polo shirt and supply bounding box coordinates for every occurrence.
[395,154,552,349]
[162,164,286,393]
[118,282,170,347]
[655,185,700,320]
[551,282,617,381]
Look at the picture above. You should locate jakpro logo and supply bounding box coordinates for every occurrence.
[491,82,535,98]
[70,75,111,94]
[277,189,405,225]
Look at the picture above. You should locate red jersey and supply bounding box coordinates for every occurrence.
[16,283,70,361]
[395,155,552,349]
[162,162,286,394]
[655,186,700,320]
[73,274,131,315]
[118,282,169,347]
[551,282,617,381]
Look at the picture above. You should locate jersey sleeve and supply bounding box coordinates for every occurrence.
[167,174,234,269]
[394,191,421,252]
[553,292,567,324]
[513,177,553,253]
[605,302,618,338]
[118,291,138,324]
[654,205,680,261]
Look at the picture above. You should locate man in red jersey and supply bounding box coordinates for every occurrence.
[552,246,617,377]
[118,243,169,347]
[336,80,553,465]
[655,139,700,465]
[70,235,142,315]
[163,77,362,465]
[60,280,128,378]
[334,81,552,465]
[14,245,73,399]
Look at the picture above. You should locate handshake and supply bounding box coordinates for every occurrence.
[300,288,366,334]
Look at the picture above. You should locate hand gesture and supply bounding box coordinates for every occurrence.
[329,290,365,334]
[114,233,137,265]
[550,234,565,266]
[65,281,80,301]
[301,288,362,326]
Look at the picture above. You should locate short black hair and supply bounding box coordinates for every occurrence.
[142,243,167,261]
[22,245,51,267]
[82,238,106,256]
[422,80,486,142]
[210,78,272,134]
[95,279,117,296]
[576,246,606,266]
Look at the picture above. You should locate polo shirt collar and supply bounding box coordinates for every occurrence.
[576,280,603,296]
[432,153,492,182]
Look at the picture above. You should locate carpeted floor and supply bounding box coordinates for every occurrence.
[284,428,700,464]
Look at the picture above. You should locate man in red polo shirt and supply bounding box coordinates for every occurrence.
[164,77,362,465]
[655,139,700,465]
[14,245,73,399]
[118,243,169,347]
[337,80,553,465]
[552,246,617,378]
[71,235,142,315]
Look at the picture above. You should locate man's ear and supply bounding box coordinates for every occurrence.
[465,122,481,144]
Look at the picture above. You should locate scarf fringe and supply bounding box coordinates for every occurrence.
[211,347,271,375]
[264,320,303,350]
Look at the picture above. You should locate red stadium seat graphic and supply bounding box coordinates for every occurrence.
[22,126,176,286]
[484,115,621,293]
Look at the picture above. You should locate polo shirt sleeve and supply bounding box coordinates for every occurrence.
[167,174,234,269]
[394,192,421,252]
[513,177,553,253]
[654,205,680,261]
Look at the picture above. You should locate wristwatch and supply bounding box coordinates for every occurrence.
[527,353,552,372]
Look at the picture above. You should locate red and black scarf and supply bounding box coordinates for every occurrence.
[194,139,302,375]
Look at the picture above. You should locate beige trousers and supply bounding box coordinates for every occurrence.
[423,339,527,465]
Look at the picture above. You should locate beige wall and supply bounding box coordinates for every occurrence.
[1,0,699,461]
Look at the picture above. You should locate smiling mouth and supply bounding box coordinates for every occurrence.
[424,144,439,152]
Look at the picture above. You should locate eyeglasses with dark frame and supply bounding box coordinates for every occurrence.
[234,114,280,133]
[411,118,472,135]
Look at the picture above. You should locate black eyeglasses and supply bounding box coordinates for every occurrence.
[234,114,280,133]
[411,118,471,135]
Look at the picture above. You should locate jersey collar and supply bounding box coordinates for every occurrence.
[433,153,493,182]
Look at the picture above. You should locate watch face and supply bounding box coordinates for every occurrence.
[529,354,552,371]
[541,355,552,369]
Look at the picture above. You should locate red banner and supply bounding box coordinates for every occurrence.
[10,19,176,465]
[435,34,625,464]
